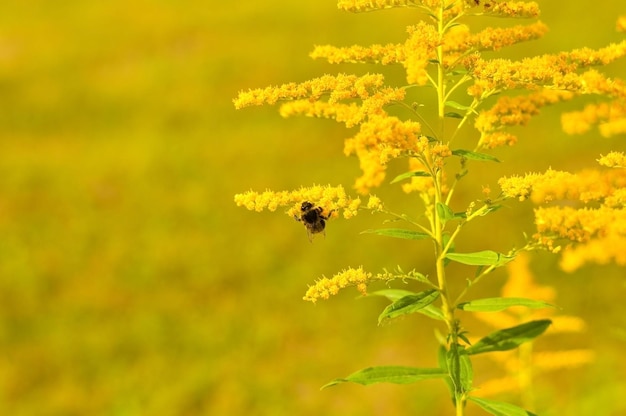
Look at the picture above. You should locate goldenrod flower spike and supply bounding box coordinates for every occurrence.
[233,73,386,109]
[562,101,626,137]
[234,185,368,220]
[302,266,393,303]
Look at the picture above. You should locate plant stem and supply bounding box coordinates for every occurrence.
[434,4,466,415]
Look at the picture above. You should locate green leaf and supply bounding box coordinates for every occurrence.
[390,170,430,184]
[322,366,447,389]
[457,297,555,312]
[378,289,440,325]
[416,304,446,321]
[444,111,463,119]
[367,289,416,301]
[438,346,455,399]
[479,204,503,216]
[436,202,454,223]
[451,149,500,163]
[468,396,538,416]
[361,228,431,240]
[366,291,444,320]
[466,319,552,355]
[445,250,514,267]
[445,100,471,111]
[459,349,473,392]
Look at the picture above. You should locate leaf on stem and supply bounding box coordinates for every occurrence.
[322,366,447,389]
[451,149,500,163]
[366,289,416,301]
[436,202,455,223]
[457,297,555,312]
[465,319,552,355]
[468,396,538,416]
[444,111,463,119]
[445,100,471,111]
[361,228,431,240]
[445,250,515,267]
[378,289,440,324]
[390,170,431,184]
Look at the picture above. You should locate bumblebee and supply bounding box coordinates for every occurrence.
[294,201,334,241]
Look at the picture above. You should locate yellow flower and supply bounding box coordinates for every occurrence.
[404,22,439,85]
[475,90,573,148]
[310,43,405,65]
[598,151,626,168]
[618,15,626,32]
[445,22,548,54]
[562,101,626,137]
[498,167,626,204]
[482,1,540,18]
[233,73,386,109]
[344,114,423,193]
[337,0,427,13]
[303,266,394,303]
[234,185,359,219]
[466,42,626,97]
[534,205,626,271]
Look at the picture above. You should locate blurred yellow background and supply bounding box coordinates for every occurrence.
[0,1,624,415]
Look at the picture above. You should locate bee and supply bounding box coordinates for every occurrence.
[294,201,334,241]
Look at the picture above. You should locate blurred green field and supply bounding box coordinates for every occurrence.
[0,1,625,415]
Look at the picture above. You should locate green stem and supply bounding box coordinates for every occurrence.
[435,5,465,415]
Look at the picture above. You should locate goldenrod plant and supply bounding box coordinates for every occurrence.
[234,1,626,414]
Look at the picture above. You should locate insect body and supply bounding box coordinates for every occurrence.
[294,201,333,241]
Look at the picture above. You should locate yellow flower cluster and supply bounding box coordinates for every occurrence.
[498,167,626,204]
[481,1,540,18]
[311,22,438,86]
[337,0,416,12]
[499,160,626,271]
[278,87,405,128]
[473,252,593,398]
[233,73,386,109]
[475,90,574,149]
[598,151,626,168]
[302,266,394,303]
[404,23,439,85]
[562,100,626,137]
[344,114,424,193]
[535,206,626,272]
[234,184,361,219]
[466,41,626,97]
[444,22,548,54]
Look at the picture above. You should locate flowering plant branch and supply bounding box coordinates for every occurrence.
[234,1,626,414]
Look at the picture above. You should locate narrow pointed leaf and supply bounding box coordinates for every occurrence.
[445,111,463,119]
[366,289,416,301]
[445,100,471,111]
[322,366,447,388]
[457,297,555,312]
[361,228,431,240]
[468,396,538,416]
[466,319,552,355]
[452,149,500,162]
[378,289,440,324]
[416,304,446,321]
[445,250,514,267]
[390,170,430,184]
[459,349,473,392]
